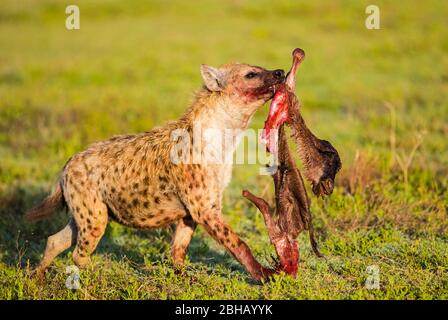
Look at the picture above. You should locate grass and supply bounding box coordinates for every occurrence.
[0,0,447,299]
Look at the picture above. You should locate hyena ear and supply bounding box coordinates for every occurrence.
[200,65,226,91]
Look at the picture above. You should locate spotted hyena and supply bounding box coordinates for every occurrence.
[26,62,285,280]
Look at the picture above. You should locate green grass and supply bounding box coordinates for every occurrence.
[0,0,447,299]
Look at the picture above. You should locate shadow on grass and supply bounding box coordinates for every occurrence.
[0,184,248,279]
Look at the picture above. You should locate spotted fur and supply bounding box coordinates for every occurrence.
[27,62,285,280]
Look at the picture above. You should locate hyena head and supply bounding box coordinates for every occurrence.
[200,63,285,117]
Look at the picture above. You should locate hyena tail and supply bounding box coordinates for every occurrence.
[25,183,65,222]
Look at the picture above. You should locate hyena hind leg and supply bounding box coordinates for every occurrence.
[171,216,197,266]
[36,220,77,277]
[69,196,109,269]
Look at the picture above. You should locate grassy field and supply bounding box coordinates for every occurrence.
[0,0,447,299]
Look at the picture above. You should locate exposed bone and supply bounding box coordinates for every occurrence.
[285,48,305,90]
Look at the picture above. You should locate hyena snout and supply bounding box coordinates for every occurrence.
[273,69,285,79]
[262,69,286,90]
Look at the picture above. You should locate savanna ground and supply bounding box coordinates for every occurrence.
[0,0,447,300]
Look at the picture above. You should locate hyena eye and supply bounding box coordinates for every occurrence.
[245,72,258,79]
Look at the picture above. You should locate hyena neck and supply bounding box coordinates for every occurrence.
[178,89,258,188]
[191,89,256,158]
[182,88,256,132]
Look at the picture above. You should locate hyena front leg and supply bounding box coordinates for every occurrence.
[192,207,273,281]
[171,215,197,266]
[36,220,77,277]
[64,185,108,268]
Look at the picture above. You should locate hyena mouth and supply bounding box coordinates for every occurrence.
[265,83,282,99]
[247,84,277,99]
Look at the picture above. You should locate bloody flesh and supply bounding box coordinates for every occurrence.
[261,84,288,153]
[262,48,305,152]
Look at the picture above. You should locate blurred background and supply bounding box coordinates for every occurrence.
[0,0,447,299]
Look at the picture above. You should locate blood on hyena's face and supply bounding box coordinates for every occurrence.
[225,65,286,103]
[200,63,285,105]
